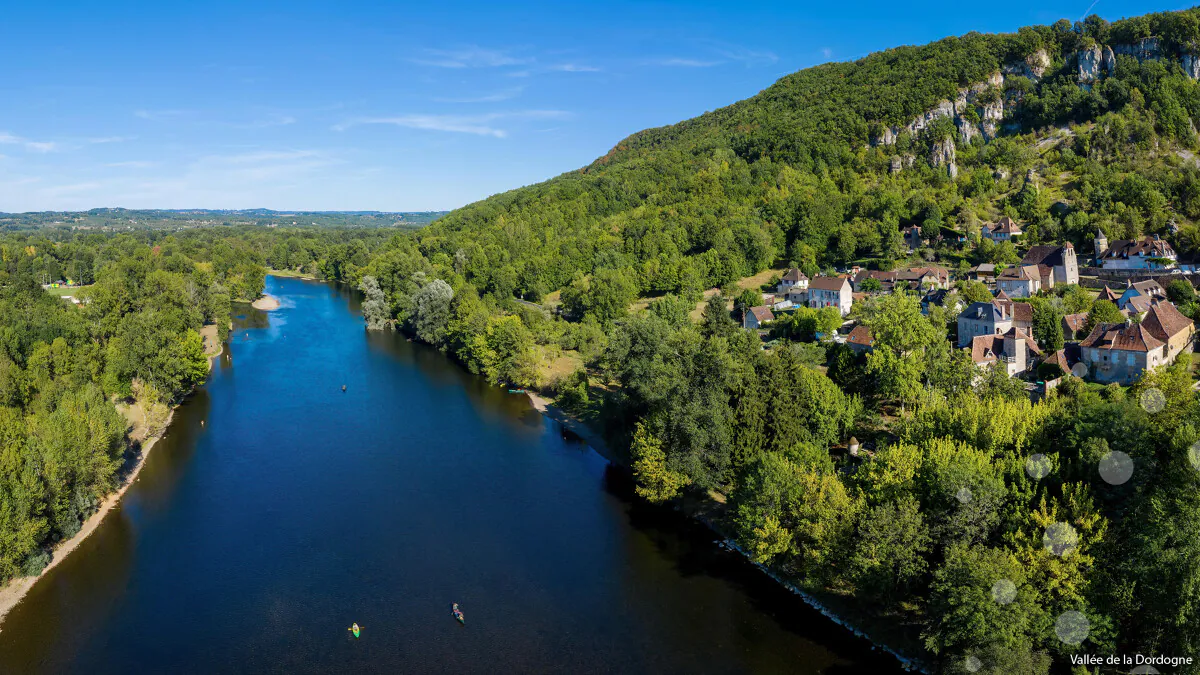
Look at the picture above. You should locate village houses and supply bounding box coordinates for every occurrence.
[1094,231,1177,269]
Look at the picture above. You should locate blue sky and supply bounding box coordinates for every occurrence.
[0,0,1187,212]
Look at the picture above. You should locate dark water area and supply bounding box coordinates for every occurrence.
[0,276,905,674]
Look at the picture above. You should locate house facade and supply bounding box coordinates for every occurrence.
[982,216,1022,242]
[808,276,853,316]
[957,301,1012,347]
[1079,322,1170,384]
[996,265,1042,297]
[970,327,1042,377]
[745,305,774,330]
[777,268,809,294]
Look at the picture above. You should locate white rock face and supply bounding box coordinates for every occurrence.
[1184,53,1200,79]
[1078,46,1105,83]
[930,136,957,178]
[1003,49,1050,82]
[1112,37,1161,62]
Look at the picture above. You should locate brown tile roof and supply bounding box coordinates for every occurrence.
[993,289,1010,301]
[847,325,874,346]
[989,216,1022,234]
[782,268,808,282]
[1142,301,1194,342]
[1007,326,1043,355]
[995,299,1032,324]
[968,327,1040,364]
[1044,344,1082,373]
[1099,236,1176,261]
[809,276,849,292]
[1098,286,1121,302]
[998,264,1041,282]
[1080,321,1165,352]
[1062,312,1088,334]
[1124,294,1154,314]
[1130,279,1166,297]
[749,306,775,323]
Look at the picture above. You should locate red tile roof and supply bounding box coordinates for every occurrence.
[847,325,874,347]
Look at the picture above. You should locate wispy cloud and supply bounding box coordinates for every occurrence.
[410,46,533,69]
[106,160,156,168]
[547,63,601,73]
[642,57,723,68]
[229,114,298,129]
[204,150,323,165]
[433,87,524,104]
[715,46,779,67]
[0,131,59,152]
[88,136,135,144]
[821,47,833,59]
[334,110,570,138]
[134,109,192,121]
[42,182,102,197]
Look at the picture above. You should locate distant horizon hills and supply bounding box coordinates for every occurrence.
[0,208,448,230]
[0,207,448,217]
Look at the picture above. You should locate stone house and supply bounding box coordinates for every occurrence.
[1117,279,1167,312]
[982,216,1022,242]
[744,305,774,330]
[957,301,1012,347]
[1062,312,1088,341]
[777,268,809,294]
[846,325,875,355]
[996,264,1042,297]
[808,276,853,316]
[1080,322,1171,384]
[1095,232,1177,269]
[969,327,1042,377]
[1021,243,1079,287]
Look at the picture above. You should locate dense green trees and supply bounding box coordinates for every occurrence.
[0,229,257,582]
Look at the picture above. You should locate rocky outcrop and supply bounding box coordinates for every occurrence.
[930,136,957,178]
[1112,37,1161,62]
[1003,49,1051,82]
[871,71,1004,148]
[1077,45,1115,83]
[1184,53,1200,79]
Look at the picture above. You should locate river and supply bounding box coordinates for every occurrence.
[0,275,904,674]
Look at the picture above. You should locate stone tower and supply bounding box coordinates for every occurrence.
[1094,228,1108,264]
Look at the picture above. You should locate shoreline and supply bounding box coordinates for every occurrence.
[524,389,928,674]
[252,294,281,310]
[0,335,226,631]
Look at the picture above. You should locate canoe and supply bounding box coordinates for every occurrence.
[453,610,465,625]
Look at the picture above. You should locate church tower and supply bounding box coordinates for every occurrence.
[1094,228,1108,264]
